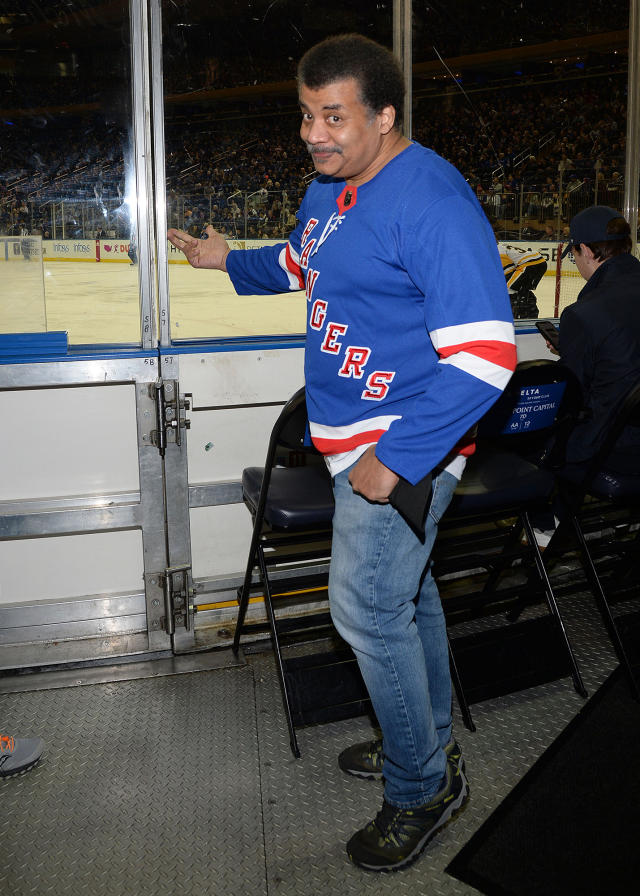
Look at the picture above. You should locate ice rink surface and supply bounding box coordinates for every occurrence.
[2,258,572,345]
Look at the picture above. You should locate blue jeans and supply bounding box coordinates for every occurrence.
[329,467,457,808]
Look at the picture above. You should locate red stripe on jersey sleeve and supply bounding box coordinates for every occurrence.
[456,436,476,456]
[311,428,388,456]
[285,243,305,290]
[437,340,517,371]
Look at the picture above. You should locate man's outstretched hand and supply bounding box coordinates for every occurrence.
[167,225,230,271]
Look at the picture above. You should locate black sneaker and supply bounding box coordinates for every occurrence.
[338,736,464,780]
[346,762,469,872]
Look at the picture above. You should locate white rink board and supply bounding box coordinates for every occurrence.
[178,346,304,407]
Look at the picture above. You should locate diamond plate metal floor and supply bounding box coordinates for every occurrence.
[0,666,266,896]
[0,591,627,896]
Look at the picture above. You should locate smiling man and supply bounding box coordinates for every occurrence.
[299,74,408,188]
[168,33,516,872]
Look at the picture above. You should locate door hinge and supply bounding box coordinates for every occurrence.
[161,563,195,634]
[150,378,192,455]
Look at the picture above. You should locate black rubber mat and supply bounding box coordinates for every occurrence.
[446,666,640,895]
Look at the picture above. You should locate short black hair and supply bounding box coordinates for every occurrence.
[297,33,404,129]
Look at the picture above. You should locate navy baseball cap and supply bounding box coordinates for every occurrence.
[562,205,623,257]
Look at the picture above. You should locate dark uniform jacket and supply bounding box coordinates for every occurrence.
[559,252,640,474]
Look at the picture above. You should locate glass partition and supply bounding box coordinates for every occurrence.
[0,1,142,344]
[0,236,46,333]
[161,1,393,340]
[4,2,631,342]
[410,0,631,319]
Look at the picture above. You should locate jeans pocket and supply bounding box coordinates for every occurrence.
[427,470,457,525]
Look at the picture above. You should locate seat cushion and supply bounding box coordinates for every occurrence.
[447,451,555,517]
[243,464,335,529]
[589,468,640,502]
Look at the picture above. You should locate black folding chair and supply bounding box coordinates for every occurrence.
[434,359,588,730]
[232,387,369,757]
[552,378,640,700]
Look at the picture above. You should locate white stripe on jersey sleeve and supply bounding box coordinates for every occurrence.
[430,320,515,350]
[310,414,402,441]
[439,351,514,390]
[278,245,303,290]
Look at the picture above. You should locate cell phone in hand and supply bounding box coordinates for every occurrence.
[535,320,560,349]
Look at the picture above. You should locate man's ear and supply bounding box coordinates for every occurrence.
[378,105,397,135]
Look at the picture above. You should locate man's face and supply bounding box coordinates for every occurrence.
[299,78,391,185]
[572,245,591,280]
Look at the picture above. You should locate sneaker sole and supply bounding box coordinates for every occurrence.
[0,756,41,778]
[338,763,383,781]
[348,772,470,873]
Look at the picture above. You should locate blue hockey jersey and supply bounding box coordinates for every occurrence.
[227,142,516,484]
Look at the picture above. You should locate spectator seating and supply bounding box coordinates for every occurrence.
[551,378,640,701]
[232,388,363,758]
[434,360,588,729]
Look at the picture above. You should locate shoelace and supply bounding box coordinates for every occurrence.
[367,741,383,768]
[374,802,406,846]
[375,799,442,849]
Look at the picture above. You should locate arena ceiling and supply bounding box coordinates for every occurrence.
[0,1,631,109]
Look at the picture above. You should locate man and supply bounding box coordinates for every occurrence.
[555,206,640,476]
[497,240,548,319]
[168,33,516,872]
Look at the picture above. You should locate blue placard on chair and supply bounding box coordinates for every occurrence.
[500,381,567,433]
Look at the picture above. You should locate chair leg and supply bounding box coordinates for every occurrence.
[506,515,567,624]
[233,513,261,654]
[522,512,588,699]
[568,512,640,702]
[256,545,301,758]
[448,636,476,732]
[482,517,525,598]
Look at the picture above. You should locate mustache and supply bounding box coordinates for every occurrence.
[306,145,343,155]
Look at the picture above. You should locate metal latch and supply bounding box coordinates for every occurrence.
[162,563,195,634]
[151,378,192,455]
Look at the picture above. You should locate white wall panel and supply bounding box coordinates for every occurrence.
[0,341,554,614]
[0,384,139,502]
[190,503,253,580]
[187,404,283,484]
[0,530,144,605]
[178,347,304,408]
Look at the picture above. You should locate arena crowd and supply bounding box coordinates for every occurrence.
[0,0,631,241]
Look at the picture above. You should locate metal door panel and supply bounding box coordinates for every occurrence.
[0,355,177,668]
